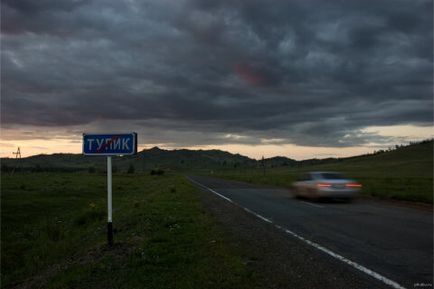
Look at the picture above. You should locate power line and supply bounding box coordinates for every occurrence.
[10,147,21,175]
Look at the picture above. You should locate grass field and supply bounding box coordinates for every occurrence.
[1,172,257,289]
[1,142,432,287]
[208,141,433,203]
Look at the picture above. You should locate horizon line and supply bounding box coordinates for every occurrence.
[2,139,431,162]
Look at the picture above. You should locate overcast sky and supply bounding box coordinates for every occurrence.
[1,0,433,158]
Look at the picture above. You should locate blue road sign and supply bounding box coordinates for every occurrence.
[83,133,137,155]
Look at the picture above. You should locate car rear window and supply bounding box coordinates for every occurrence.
[320,173,346,179]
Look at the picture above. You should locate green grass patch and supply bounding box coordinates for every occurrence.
[1,172,257,289]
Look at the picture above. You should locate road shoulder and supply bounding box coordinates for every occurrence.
[194,182,392,289]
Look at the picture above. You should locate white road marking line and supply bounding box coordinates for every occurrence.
[188,177,235,204]
[300,200,325,208]
[243,207,273,223]
[187,176,407,289]
[273,226,407,289]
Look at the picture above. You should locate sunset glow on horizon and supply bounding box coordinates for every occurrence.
[1,124,432,160]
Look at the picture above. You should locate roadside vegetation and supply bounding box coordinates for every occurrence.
[1,172,257,289]
[1,141,431,288]
[208,140,433,203]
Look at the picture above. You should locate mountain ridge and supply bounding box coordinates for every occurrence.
[1,139,432,172]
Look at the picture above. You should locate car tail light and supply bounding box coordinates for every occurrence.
[345,184,362,187]
[317,183,332,187]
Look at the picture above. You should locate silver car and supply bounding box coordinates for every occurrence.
[292,171,361,200]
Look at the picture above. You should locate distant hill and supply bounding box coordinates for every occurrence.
[1,140,432,174]
[291,139,434,170]
[262,156,297,167]
[134,147,256,170]
[0,146,257,172]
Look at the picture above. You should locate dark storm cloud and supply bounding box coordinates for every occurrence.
[1,0,432,147]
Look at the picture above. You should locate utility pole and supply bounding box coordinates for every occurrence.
[261,155,265,176]
[11,147,22,175]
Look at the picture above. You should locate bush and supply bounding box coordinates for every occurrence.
[150,169,165,176]
[74,204,105,226]
[1,164,11,172]
[127,164,135,174]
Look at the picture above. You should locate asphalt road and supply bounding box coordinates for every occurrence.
[188,175,433,289]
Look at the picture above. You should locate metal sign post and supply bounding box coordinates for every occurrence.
[83,133,137,247]
[107,156,113,246]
